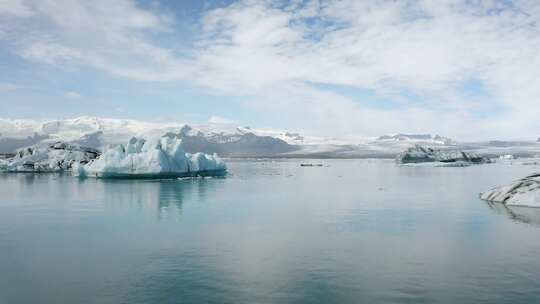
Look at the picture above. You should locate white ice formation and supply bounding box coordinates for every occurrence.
[480,174,540,207]
[396,145,486,164]
[0,142,99,172]
[77,135,226,178]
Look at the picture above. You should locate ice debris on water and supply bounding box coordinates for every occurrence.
[396,144,487,164]
[480,173,540,208]
[0,134,227,179]
[0,142,99,172]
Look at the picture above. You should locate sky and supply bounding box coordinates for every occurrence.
[0,0,539,140]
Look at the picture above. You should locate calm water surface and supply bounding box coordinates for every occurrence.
[1,159,540,304]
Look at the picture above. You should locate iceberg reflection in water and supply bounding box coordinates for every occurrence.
[92,176,226,221]
[485,201,540,226]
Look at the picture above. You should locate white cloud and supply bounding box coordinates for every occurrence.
[0,0,34,17]
[64,91,81,100]
[2,0,540,139]
[192,0,540,139]
[244,82,497,139]
[208,115,238,124]
[1,0,191,81]
[0,82,19,91]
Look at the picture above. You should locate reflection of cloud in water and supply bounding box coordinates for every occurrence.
[486,201,540,226]
[121,249,241,304]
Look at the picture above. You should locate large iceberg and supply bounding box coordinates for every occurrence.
[396,145,486,164]
[0,142,99,172]
[480,174,540,207]
[77,135,226,178]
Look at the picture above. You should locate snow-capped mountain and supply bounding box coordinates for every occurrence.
[376,134,453,145]
[0,116,181,146]
[0,117,300,157]
[176,125,298,157]
[2,116,540,158]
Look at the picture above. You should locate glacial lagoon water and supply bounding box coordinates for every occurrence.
[1,159,540,304]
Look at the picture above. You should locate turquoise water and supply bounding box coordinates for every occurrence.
[1,159,540,304]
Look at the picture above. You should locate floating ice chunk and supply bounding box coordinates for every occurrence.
[396,144,486,164]
[499,154,515,160]
[79,136,226,178]
[480,173,540,207]
[0,142,99,172]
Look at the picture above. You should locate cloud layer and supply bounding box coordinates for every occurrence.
[1,0,540,139]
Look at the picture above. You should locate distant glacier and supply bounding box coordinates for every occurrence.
[2,116,540,158]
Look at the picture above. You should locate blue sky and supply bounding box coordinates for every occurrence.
[0,0,539,140]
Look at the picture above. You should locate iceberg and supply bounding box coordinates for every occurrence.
[480,174,540,207]
[0,142,99,172]
[396,145,486,164]
[77,135,226,178]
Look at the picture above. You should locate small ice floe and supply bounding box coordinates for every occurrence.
[77,135,226,179]
[0,142,99,173]
[396,144,487,165]
[493,156,540,166]
[521,160,540,166]
[499,154,515,160]
[480,173,540,207]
